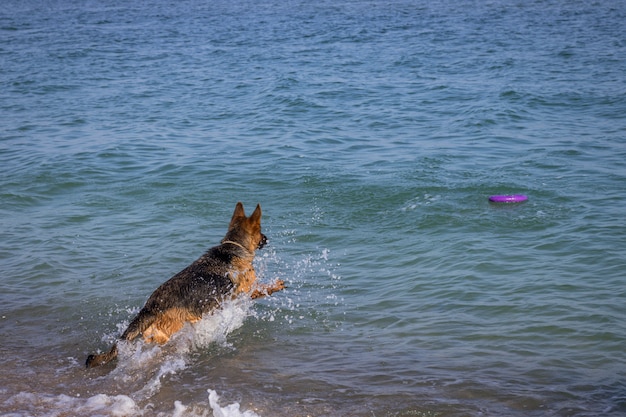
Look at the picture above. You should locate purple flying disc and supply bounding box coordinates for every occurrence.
[489,194,528,203]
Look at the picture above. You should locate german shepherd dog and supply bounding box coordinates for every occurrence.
[86,202,284,368]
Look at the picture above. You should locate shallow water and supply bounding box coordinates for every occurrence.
[2,0,626,416]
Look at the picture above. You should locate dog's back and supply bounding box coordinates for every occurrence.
[144,245,242,319]
[129,245,242,345]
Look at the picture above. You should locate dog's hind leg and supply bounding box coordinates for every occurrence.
[120,309,158,342]
[142,307,201,345]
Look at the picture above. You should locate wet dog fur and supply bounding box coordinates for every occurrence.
[86,202,284,368]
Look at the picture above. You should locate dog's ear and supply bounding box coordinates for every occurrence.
[249,204,262,225]
[229,202,246,227]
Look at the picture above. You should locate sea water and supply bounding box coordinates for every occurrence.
[1,0,625,416]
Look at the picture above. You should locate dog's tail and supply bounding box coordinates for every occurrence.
[86,343,118,368]
[86,309,157,369]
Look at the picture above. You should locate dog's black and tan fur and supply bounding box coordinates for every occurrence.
[86,202,284,368]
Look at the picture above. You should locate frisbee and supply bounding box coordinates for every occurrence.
[489,194,528,203]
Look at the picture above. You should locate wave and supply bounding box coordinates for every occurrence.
[3,389,261,417]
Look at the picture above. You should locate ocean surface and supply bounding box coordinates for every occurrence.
[1,0,625,416]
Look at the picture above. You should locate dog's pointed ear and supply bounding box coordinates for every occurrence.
[229,202,246,226]
[249,204,262,225]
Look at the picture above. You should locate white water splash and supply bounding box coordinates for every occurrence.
[102,296,254,400]
[191,296,253,350]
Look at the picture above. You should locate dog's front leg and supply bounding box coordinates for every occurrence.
[250,279,285,299]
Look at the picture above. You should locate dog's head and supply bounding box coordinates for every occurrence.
[223,202,267,253]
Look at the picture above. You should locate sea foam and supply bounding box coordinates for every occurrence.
[4,389,261,417]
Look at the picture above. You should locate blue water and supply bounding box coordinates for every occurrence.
[2,0,626,416]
